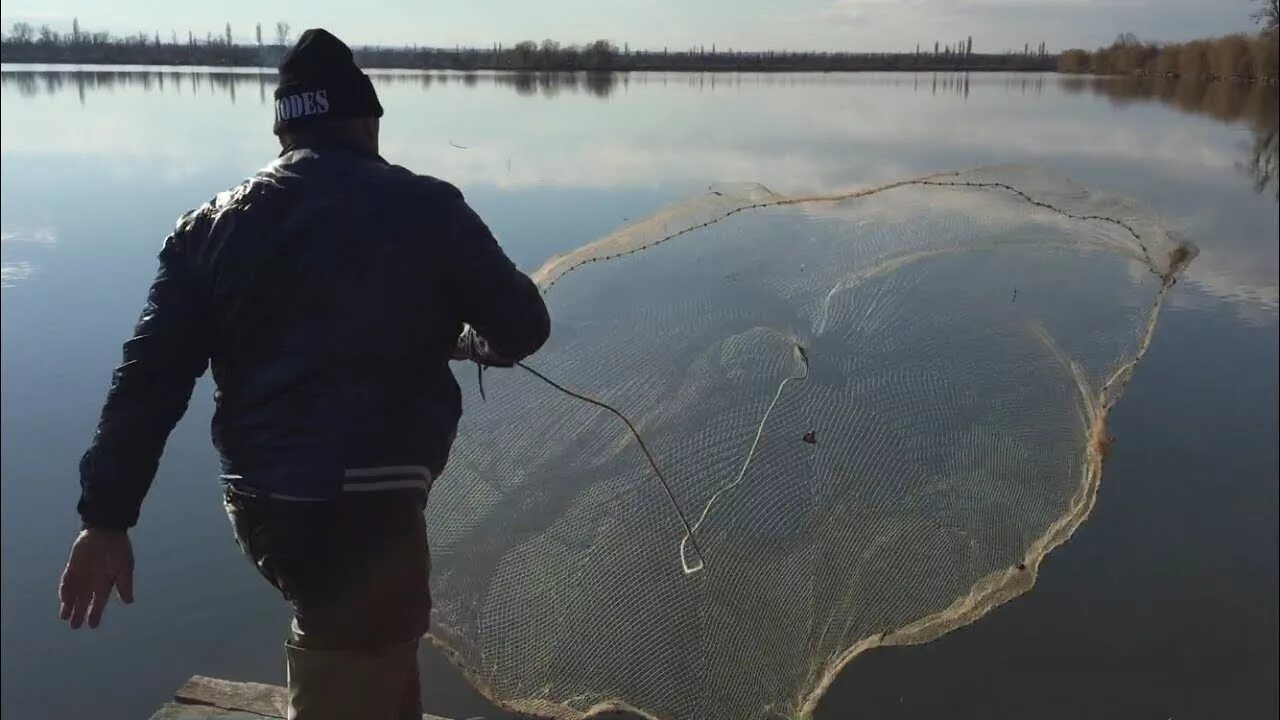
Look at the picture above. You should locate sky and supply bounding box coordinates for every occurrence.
[0,0,1264,53]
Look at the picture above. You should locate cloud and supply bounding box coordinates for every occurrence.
[808,0,1253,51]
[820,0,938,25]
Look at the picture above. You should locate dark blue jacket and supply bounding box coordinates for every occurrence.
[77,143,550,529]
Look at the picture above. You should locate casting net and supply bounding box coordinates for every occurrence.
[425,166,1196,720]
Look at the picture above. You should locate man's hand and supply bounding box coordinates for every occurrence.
[452,326,516,368]
[58,528,134,629]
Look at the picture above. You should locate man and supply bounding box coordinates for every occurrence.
[57,29,549,720]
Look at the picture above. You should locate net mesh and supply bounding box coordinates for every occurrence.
[425,166,1196,720]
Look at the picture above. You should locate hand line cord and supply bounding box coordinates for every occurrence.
[513,343,809,574]
[513,360,705,572]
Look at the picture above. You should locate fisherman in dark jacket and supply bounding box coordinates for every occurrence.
[57,29,550,720]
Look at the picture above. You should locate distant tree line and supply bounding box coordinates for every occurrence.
[0,21,1056,72]
[349,38,1054,72]
[1,19,289,66]
[1058,30,1278,82]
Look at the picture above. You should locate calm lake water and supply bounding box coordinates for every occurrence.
[1,67,1276,720]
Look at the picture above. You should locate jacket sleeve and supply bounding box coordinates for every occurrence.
[440,196,550,361]
[77,229,211,530]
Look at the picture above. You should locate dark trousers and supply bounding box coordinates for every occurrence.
[224,485,431,720]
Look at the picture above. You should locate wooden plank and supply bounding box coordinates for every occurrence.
[175,675,286,718]
[149,701,275,719]
[154,675,456,720]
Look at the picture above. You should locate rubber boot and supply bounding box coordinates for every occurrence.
[285,639,420,720]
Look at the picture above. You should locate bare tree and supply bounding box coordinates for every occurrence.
[255,22,263,47]
[513,40,536,68]
[275,21,291,46]
[9,21,34,43]
[225,22,233,46]
[583,39,617,69]
[71,17,80,44]
[1255,0,1280,30]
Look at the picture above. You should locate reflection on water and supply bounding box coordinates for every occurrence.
[1249,129,1277,197]
[0,67,631,100]
[5,68,1269,196]
[1062,75,1279,200]
[1,65,1063,103]
[4,70,1269,194]
[1,260,35,287]
[1,229,57,246]
[0,229,56,288]
[4,67,1273,315]
[1,66,1276,720]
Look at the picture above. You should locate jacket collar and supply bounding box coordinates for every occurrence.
[279,138,388,165]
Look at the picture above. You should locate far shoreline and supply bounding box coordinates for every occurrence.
[4,63,1274,86]
[0,60,1060,74]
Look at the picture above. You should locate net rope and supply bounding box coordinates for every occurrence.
[427,166,1197,720]
[515,359,708,574]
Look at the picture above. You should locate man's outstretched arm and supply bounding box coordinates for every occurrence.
[442,197,550,364]
[62,228,210,629]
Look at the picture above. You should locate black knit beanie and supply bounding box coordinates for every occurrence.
[273,29,383,134]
